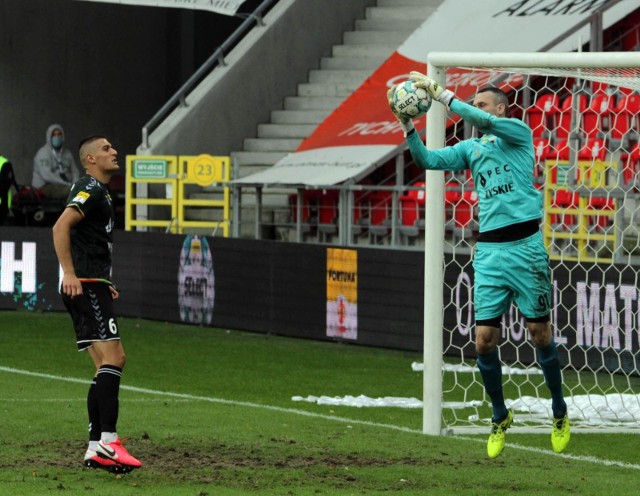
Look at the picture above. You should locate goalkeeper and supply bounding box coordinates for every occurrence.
[388,73,569,459]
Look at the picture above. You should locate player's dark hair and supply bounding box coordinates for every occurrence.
[478,87,509,114]
[78,134,108,152]
[78,134,108,167]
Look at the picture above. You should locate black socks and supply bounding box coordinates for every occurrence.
[95,365,123,433]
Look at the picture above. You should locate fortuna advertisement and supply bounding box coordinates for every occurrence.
[326,248,358,340]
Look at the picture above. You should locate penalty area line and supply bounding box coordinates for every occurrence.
[2,365,639,471]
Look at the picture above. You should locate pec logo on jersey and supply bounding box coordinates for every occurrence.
[72,191,91,204]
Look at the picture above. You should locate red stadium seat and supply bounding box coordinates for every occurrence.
[591,81,609,95]
[578,138,607,161]
[555,94,587,140]
[289,193,315,234]
[444,180,462,235]
[351,191,367,237]
[403,181,426,204]
[318,191,337,224]
[397,181,426,241]
[548,139,607,187]
[551,189,580,231]
[289,190,322,236]
[554,139,571,162]
[620,143,640,187]
[317,190,338,241]
[398,197,422,239]
[444,179,477,238]
[526,93,560,138]
[457,189,478,230]
[549,138,606,163]
[587,195,615,232]
[398,197,420,226]
[366,190,392,243]
[610,92,640,142]
[582,93,615,139]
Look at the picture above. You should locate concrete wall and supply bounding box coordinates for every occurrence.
[0,0,375,187]
[0,0,164,185]
[143,0,376,156]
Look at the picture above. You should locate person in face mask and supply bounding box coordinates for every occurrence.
[32,124,80,200]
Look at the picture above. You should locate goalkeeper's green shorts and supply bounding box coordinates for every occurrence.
[472,231,551,322]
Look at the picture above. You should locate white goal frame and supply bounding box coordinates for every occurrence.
[423,51,640,435]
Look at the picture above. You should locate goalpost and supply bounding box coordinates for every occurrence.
[423,51,640,435]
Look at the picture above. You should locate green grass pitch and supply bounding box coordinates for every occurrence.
[0,310,639,495]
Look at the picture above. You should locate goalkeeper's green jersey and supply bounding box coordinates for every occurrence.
[406,98,540,233]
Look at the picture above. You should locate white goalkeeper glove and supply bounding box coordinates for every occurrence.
[409,71,455,108]
[386,85,415,135]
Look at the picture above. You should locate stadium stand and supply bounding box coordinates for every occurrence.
[610,91,640,143]
[366,190,393,244]
[317,190,339,242]
[526,93,560,138]
[620,142,640,188]
[288,190,318,237]
[555,93,588,140]
[122,0,640,253]
[579,137,608,161]
[398,181,425,242]
[582,91,615,139]
[550,188,580,232]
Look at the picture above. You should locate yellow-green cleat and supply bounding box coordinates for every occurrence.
[551,413,570,453]
[487,410,514,459]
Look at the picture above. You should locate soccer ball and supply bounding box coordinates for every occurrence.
[393,80,432,119]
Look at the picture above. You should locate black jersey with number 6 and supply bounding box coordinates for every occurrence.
[65,175,115,281]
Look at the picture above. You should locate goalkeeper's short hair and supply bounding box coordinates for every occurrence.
[477,87,510,111]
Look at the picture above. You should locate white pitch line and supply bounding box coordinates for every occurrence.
[0,398,195,403]
[0,365,419,435]
[2,365,639,471]
[455,436,640,470]
[502,441,640,470]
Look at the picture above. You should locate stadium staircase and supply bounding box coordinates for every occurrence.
[232,0,439,177]
[190,0,442,236]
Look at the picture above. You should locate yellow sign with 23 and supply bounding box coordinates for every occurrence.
[186,154,229,187]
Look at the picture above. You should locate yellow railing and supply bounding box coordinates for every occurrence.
[543,159,618,263]
[177,154,231,236]
[125,154,230,235]
[125,155,179,232]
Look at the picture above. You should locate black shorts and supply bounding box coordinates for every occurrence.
[62,282,121,351]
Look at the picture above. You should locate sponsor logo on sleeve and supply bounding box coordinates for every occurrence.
[72,191,91,204]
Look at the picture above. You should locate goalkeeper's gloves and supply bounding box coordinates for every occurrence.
[386,85,415,135]
[409,71,455,108]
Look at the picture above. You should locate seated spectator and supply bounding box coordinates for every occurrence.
[0,154,20,225]
[32,124,80,200]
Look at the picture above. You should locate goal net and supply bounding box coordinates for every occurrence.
[422,52,640,434]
